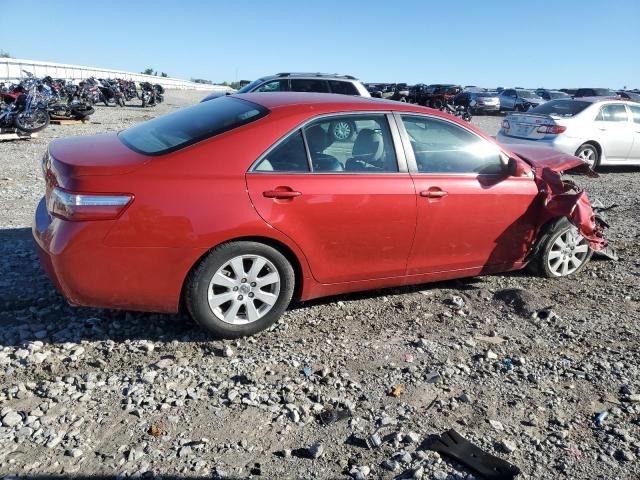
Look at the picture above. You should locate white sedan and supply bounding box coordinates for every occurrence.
[496,97,640,169]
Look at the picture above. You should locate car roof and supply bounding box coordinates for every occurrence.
[238,92,424,113]
[258,72,359,82]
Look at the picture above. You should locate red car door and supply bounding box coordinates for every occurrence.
[397,114,540,275]
[246,113,417,284]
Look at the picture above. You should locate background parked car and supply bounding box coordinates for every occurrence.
[573,88,617,98]
[202,73,370,141]
[618,90,640,103]
[454,90,500,115]
[535,89,571,101]
[420,84,462,108]
[201,73,371,102]
[496,97,640,169]
[498,88,545,112]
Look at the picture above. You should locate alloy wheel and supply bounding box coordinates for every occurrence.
[547,228,590,276]
[577,147,596,167]
[332,121,352,141]
[207,254,281,325]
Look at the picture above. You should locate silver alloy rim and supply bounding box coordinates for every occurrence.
[547,227,590,276]
[578,148,596,167]
[207,255,280,325]
[333,122,351,140]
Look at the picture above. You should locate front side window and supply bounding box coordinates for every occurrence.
[303,115,398,172]
[290,79,330,93]
[596,104,629,122]
[629,105,640,124]
[401,116,503,174]
[254,130,309,172]
[119,97,268,155]
[253,80,288,92]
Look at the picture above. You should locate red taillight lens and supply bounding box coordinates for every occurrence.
[537,124,566,134]
[501,119,510,130]
[48,187,133,221]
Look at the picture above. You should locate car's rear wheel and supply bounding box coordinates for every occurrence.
[531,218,592,278]
[575,143,600,170]
[185,241,295,338]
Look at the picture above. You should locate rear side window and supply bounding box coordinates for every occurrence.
[119,97,268,155]
[328,80,358,95]
[629,105,640,124]
[291,79,330,93]
[254,130,310,172]
[596,104,629,122]
[529,100,590,117]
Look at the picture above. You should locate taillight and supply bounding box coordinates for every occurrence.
[48,187,133,221]
[537,124,566,134]
[501,119,510,130]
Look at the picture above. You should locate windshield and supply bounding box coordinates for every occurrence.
[477,92,497,97]
[529,99,590,117]
[236,78,265,94]
[549,91,570,99]
[517,90,541,99]
[119,96,268,155]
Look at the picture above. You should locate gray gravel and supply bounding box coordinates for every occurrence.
[0,91,639,479]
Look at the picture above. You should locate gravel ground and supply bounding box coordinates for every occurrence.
[0,91,639,479]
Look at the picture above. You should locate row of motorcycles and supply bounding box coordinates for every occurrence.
[0,71,165,135]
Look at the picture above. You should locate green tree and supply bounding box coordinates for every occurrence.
[160,72,168,78]
[142,68,154,75]
[0,50,12,58]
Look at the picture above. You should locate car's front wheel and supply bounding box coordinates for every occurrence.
[531,218,592,278]
[185,241,295,338]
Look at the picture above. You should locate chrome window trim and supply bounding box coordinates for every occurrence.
[393,112,508,177]
[248,111,409,175]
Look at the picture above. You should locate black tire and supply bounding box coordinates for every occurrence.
[430,99,443,109]
[141,96,147,108]
[117,97,125,108]
[529,217,593,278]
[185,241,295,338]
[15,108,50,133]
[575,143,600,170]
[71,105,94,119]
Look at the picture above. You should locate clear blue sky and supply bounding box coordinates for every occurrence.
[1,0,638,88]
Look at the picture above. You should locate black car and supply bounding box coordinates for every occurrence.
[535,89,571,101]
[573,88,616,98]
[453,90,501,114]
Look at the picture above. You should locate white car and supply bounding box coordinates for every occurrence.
[496,97,640,169]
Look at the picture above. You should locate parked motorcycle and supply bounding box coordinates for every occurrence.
[441,100,472,122]
[0,77,50,133]
[98,79,125,107]
[140,82,157,107]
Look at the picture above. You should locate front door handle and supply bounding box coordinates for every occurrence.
[420,189,448,198]
[263,189,302,199]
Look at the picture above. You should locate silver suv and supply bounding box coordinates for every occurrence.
[201,73,370,102]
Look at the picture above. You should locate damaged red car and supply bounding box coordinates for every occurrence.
[33,93,608,338]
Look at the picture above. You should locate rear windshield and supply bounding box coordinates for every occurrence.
[119,96,268,155]
[529,99,590,117]
[517,90,540,99]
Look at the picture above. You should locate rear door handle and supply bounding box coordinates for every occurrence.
[420,189,448,198]
[263,189,302,199]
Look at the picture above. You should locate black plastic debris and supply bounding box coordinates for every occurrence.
[424,429,520,480]
[317,404,351,426]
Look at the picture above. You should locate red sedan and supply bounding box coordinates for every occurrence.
[34,93,605,338]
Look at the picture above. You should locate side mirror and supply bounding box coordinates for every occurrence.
[506,157,525,177]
